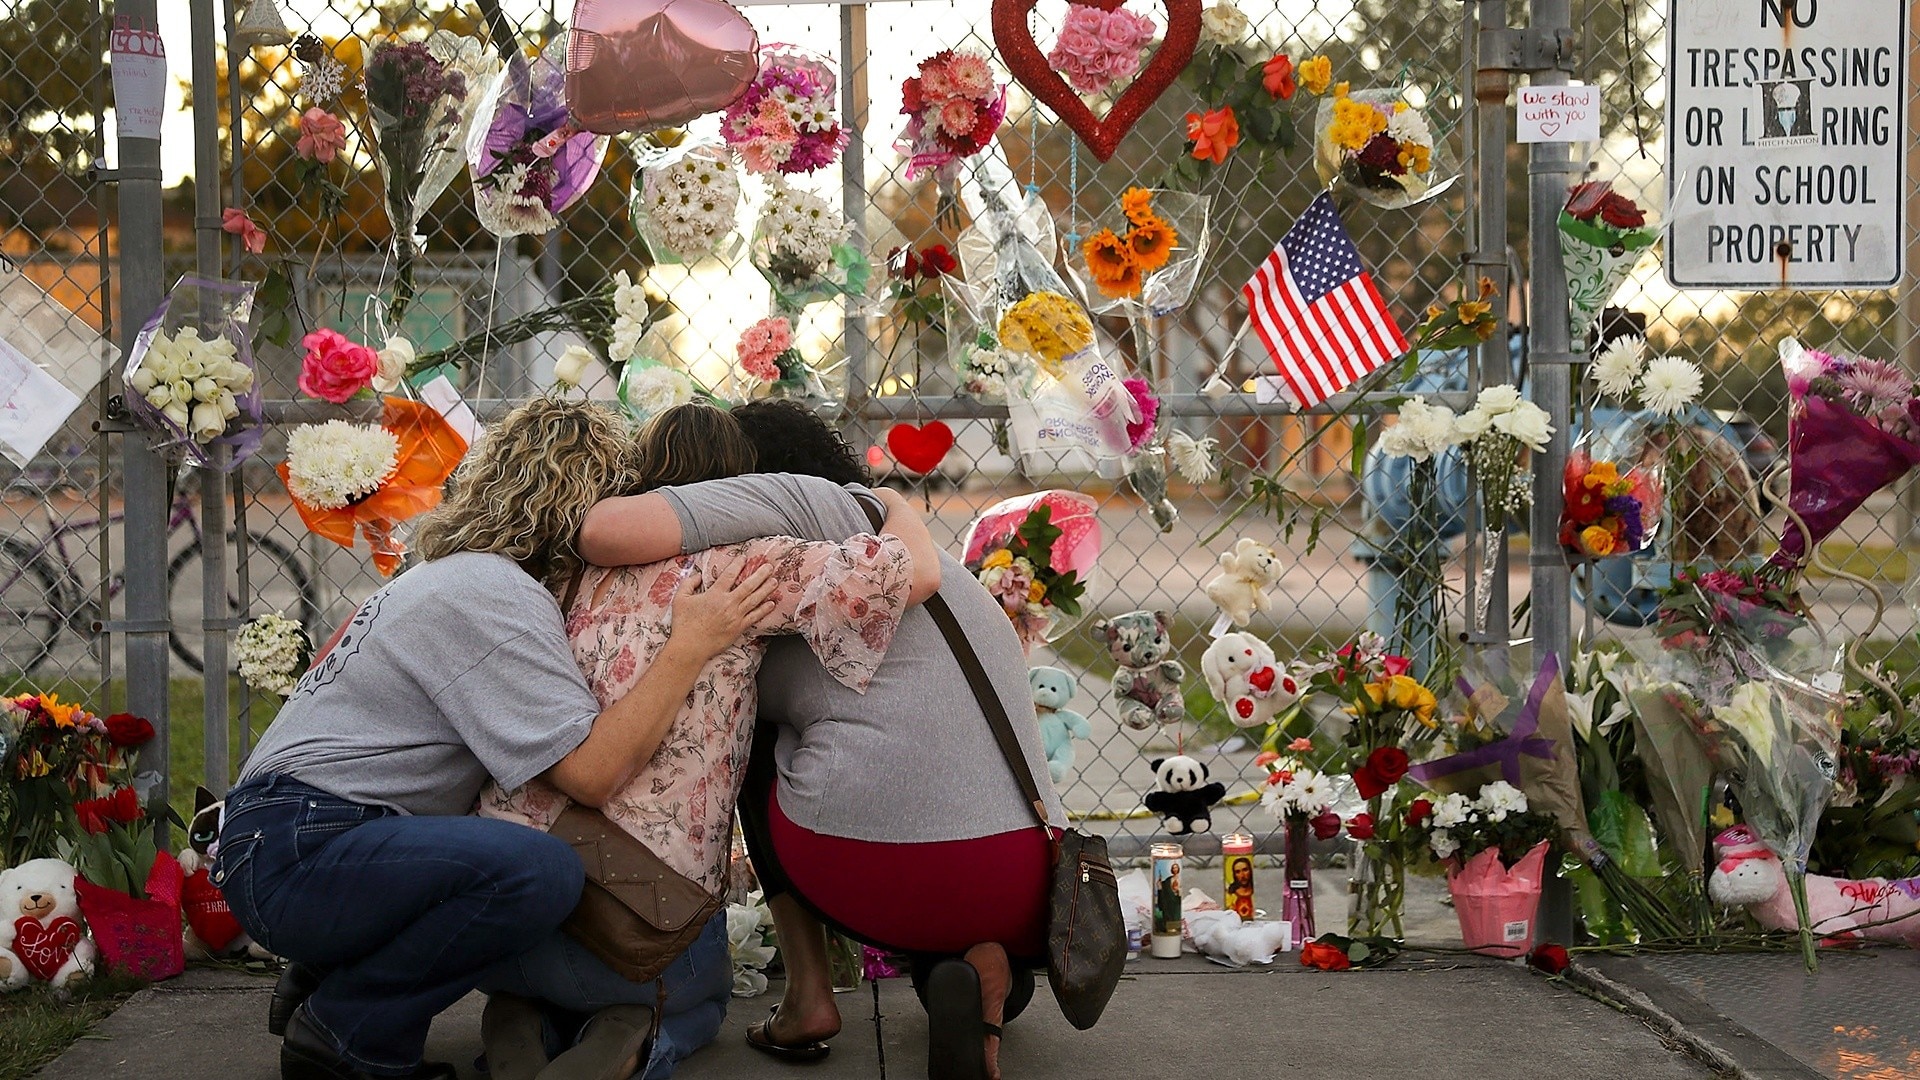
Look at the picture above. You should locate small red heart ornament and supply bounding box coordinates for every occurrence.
[885,422,955,475]
[991,0,1202,162]
[13,915,82,981]
[1248,666,1276,693]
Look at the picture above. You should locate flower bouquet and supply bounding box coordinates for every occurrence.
[948,330,1028,404]
[1313,86,1452,210]
[1456,385,1552,629]
[617,358,719,427]
[1258,749,1337,940]
[1560,449,1661,560]
[277,397,467,576]
[896,49,1006,218]
[235,612,313,698]
[722,45,848,176]
[1559,181,1659,346]
[751,179,869,316]
[961,490,1100,654]
[466,33,607,237]
[1768,338,1920,574]
[632,144,743,264]
[1414,781,1557,957]
[122,276,262,470]
[364,31,497,323]
[1073,187,1212,319]
[736,316,829,401]
[1047,3,1157,97]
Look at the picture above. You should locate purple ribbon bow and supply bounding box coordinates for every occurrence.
[1407,654,1561,787]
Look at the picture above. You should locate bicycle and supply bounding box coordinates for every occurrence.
[2,484,320,678]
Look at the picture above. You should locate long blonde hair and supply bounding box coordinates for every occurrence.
[414,397,635,589]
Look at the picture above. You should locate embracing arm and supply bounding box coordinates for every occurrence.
[872,487,944,604]
[542,564,776,806]
[578,493,682,568]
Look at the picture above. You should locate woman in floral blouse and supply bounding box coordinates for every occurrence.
[475,404,941,1080]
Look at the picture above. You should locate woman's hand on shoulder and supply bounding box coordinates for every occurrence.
[663,562,778,662]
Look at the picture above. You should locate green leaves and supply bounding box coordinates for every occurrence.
[252,267,297,353]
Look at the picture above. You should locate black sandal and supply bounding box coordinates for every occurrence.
[924,959,988,1080]
[745,1006,832,1063]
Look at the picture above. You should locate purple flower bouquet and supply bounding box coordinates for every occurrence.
[467,33,608,237]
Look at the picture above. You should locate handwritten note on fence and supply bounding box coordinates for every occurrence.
[1516,85,1600,144]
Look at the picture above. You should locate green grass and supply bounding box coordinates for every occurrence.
[1,674,283,826]
[0,973,145,1080]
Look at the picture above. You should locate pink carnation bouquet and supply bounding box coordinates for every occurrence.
[897,49,1007,194]
[736,316,828,399]
[722,47,848,176]
[1047,4,1158,96]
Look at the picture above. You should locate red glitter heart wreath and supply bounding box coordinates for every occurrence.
[991,0,1202,162]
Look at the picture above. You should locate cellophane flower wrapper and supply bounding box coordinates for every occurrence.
[1559,434,1661,560]
[629,141,744,265]
[960,489,1102,648]
[122,275,263,471]
[615,355,722,428]
[940,283,1033,404]
[957,148,1075,316]
[1589,414,1761,566]
[365,32,497,254]
[466,33,607,237]
[1769,340,1920,571]
[1560,212,1656,346]
[1065,190,1212,319]
[1312,87,1456,211]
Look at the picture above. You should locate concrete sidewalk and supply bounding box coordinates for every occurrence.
[38,953,1722,1080]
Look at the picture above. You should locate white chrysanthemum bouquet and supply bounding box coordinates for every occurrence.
[285,421,400,510]
[234,612,313,697]
[751,178,866,313]
[635,146,742,263]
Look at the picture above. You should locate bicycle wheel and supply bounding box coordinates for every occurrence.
[1,535,68,679]
[167,532,320,675]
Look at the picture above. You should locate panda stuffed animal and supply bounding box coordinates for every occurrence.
[1143,755,1227,835]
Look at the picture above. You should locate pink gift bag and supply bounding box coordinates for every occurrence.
[1446,841,1550,958]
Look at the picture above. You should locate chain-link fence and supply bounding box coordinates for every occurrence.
[3,0,1917,855]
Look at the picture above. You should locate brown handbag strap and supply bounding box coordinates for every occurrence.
[852,490,1052,832]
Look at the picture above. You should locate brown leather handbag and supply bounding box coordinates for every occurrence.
[854,493,1127,1030]
[550,804,724,984]
[547,570,723,985]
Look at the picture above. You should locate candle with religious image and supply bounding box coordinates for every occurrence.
[1221,833,1256,920]
[1149,842,1184,958]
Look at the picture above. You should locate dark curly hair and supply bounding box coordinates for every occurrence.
[731,399,872,485]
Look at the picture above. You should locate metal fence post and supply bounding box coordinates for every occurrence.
[1526,0,1578,944]
[1469,0,1513,677]
[113,0,174,822]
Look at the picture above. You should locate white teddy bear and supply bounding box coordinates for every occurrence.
[1201,632,1298,729]
[0,858,96,991]
[1203,539,1283,627]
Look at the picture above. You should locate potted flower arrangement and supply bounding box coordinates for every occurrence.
[1407,780,1558,957]
[0,694,181,979]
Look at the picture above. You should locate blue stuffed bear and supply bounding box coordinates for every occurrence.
[1030,666,1091,784]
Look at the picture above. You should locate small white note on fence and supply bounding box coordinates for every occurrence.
[0,336,82,464]
[109,16,167,141]
[1516,84,1600,144]
[1253,375,1293,406]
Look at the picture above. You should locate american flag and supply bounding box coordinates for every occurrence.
[1242,193,1409,409]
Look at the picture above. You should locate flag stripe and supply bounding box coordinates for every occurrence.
[1238,192,1408,410]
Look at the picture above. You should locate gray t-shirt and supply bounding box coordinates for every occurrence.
[659,473,1067,843]
[238,551,601,817]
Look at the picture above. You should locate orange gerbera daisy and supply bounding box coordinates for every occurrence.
[1082,229,1135,284]
[1119,187,1155,226]
[1126,217,1177,273]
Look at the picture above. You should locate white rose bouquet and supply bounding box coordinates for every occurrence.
[122,275,262,470]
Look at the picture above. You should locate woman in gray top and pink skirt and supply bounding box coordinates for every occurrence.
[581,401,1069,1080]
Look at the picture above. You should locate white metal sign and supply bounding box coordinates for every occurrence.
[1665,0,1909,288]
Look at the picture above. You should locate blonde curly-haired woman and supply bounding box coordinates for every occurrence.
[219,399,794,1080]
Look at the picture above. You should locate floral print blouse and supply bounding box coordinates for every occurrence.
[477,533,913,893]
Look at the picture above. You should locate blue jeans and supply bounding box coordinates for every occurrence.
[480,915,731,1080]
[215,774,584,1075]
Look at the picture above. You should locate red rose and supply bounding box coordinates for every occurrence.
[104,712,154,748]
[1528,942,1570,975]
[1382,654,1411,677]
[919,245,958,278]
[1597,192,1646,229]
[1406,798,1434,827]
[901,76,924,115]
[1346,812,1375,841]
[1353,764,1389,801]
[1299,940,1352,971]
[1366,746,1410,786]
[1309,809,1342,840]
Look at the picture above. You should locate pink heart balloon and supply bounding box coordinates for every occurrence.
[567,0,761,134]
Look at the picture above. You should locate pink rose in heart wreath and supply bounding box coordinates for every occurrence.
[1049,4,1157,95]
[996,0,1202,162]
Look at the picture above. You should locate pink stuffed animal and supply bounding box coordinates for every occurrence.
[1707,825,1920,947]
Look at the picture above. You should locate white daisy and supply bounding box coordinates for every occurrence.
[1167,430,1221,484]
